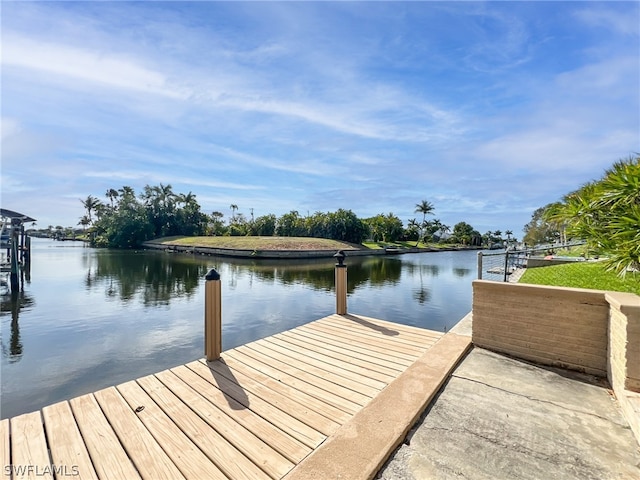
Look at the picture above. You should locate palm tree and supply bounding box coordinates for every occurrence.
[415,200,435,223]
[156,183,175,208]
[414,200,435,246]
[431,219,443,240]
[118,186,135,197]
[545,156,640,274]
[505,230,513,245]
[230,204,238,222]
[78,216,91,231]
[105,189,119,208]
[177,191,196,207]
[81,195,101,224]
[440,224,451,241]
[407,219,420,245]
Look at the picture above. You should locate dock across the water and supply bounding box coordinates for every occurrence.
[1,313,471,480]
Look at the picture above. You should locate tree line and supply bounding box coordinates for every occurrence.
[522,155,639,275]
[69,185,511,249]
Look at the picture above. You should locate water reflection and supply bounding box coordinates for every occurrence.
[81,252,406,305]
[85,251,209,305]
[0,290,34,363]
[214,255,403,293]
[1,241,480,420]
[453,267,471,278]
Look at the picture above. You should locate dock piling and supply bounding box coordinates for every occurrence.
[204,268,222,361]
[334,250,347,315]
[10,229,19,293]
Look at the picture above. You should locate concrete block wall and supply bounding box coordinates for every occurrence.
[472,280,610,377]
[606,292,640,393]
[472,280,640,445]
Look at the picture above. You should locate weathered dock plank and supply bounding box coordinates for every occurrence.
[70,394,142,480]
[139,373,292,479]
[163,365,310,464]
[9,412,52,480]
[93,387,186,480]
[42,401,99,480]
[116,381,231,480]
[0,419,10,480]
[228,345,368,411]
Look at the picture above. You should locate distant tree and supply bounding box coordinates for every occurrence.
[141,183,177,237]
[406,219,420,243]
[483,231,493,247]
[118,186,135,198]
[545,156,640,275]
[451,222,482,246]
[415,200,435,221]
[81,195,101,224]
[364,213,403,242]
[414,200,435,246]
[78,215,91,231]
[92,186,153,248]
[208,211,226,236]
[174,192,207,236]
[91,184,207,247]
[424,218,445,242]
[326,209,367,244]
[251,214,277,236]
[276,211,306,237]
[229,204,238,222]
[522,204,562,246]
[105,188,119,208]
[229,213,249,236]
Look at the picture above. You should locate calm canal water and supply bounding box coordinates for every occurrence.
[1,238,482,419]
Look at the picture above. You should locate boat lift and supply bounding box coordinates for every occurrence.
[1,208,36,294]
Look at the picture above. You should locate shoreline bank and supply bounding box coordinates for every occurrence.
[142,240,482,259]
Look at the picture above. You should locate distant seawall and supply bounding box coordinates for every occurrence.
[142,241,480,259]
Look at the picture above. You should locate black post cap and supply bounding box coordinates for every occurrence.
[333,250,346,266]
[205,268,220,281]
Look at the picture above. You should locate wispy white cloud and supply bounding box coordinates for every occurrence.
[82,170,265,191]
[574,7,640,36]
[3,34,186,99]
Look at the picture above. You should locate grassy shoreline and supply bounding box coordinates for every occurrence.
[148,236,477,252]
[147,235,365,251]
[518,261,640,295]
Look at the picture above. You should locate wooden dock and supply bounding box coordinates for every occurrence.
[0,313,471,480]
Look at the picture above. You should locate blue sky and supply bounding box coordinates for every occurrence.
[2,1,638,239]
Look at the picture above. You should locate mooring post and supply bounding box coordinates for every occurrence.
[24,236,31,266]
[334,250,347,315]
[477,251,483,280]
[503,250,510,282]
[9,228,19,294]
[204,268,222,361]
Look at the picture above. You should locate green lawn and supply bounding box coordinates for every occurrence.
[148,235,363,251]
[519,261,640,295]
[361,241,455,249]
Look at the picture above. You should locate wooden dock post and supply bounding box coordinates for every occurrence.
[204,268,222,361]
[9,228,19,293]
[334,250,347,315]
[477,252,483,280]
